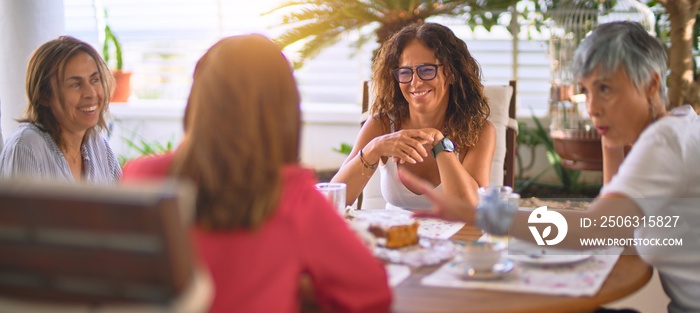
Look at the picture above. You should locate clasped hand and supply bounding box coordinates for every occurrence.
[367,128,442,164]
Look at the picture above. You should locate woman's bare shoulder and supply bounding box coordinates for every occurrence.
[481,120,496,136]
[362,113,391,135]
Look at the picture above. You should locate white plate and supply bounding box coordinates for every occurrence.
[507,254,592,265]
[447,259,515,280]
[374,237,456,267]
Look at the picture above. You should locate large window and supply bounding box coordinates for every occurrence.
[65,0,551,114]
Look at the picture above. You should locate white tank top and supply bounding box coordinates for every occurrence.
[379,158,443,210]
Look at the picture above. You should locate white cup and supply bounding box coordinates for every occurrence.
[461,241,503,272]
[315,182,347,215]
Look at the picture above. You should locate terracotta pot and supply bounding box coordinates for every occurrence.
[111,70,132,103]
[550,129,602,171]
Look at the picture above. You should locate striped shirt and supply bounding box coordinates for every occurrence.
[0,123,121,183]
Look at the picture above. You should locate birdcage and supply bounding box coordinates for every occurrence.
[547,0,655,170]
[548,0,655,105]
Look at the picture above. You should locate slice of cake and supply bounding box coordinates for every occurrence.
[368,221,420,249]
[354,211,420,249]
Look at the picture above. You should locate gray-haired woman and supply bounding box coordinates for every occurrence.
[404,21,700,313]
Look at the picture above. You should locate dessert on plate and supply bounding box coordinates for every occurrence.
[348,210,419,249]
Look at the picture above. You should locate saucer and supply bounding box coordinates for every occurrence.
[507,254,592,266]
[374,237,456,267]
[448,259,515,280]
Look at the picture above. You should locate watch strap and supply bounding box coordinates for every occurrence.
[431,137,453,158]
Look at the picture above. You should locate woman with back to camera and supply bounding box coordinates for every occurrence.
[331,22,495,210]
[401,22,700,312]
[0,36,121,183]
[121,34,391,313]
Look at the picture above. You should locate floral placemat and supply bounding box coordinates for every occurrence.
[421,246,623,296]
[353,207,466,240]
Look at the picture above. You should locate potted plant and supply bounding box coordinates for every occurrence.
[103,14,132,103]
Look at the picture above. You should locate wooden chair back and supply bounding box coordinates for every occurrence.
[0,179,196,305]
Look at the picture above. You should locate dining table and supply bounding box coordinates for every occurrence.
[303,224,653,313]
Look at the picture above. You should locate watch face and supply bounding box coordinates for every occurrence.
[443,138,455,151]
[432,137,455,157]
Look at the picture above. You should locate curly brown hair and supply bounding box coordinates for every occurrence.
[371,23,490,153]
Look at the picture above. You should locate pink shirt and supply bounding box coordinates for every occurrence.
[122,154,392,313]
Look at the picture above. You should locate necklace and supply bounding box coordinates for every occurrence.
[63,149,82,164]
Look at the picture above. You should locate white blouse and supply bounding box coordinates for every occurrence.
[378,158,443,210]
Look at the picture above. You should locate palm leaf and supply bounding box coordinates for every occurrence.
[262,0,325,15]
[342,3,384,22]
[273,18,354,48]
[293,29,347,68]
[266,0,535,68]
[378,0,402,10]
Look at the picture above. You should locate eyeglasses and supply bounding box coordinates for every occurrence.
[392,63,443,84]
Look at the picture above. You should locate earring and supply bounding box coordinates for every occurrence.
[647,98,658,123]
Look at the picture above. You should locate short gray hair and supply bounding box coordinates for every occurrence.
[572,21,668,104]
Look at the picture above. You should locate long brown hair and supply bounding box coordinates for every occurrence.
[172,34,301,230]
[371,23,490,152]
[21,36,114,149]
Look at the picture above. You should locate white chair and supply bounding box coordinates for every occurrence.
[484,80,517,187]
[358,81,517,209]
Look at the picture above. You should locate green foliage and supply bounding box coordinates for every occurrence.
[530,114,583,193]
[516,120,543,148]
[102,10,123,70]
[515,113,588,194]
[117,135,174,167]
[514,120,543,181]
[332,142,354,156]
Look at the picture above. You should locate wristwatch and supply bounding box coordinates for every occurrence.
[431,137,454,158]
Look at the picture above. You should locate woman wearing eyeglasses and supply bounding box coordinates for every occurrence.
[332,22,495,211]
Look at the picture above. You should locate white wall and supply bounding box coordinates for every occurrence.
[298,103,361,170]
[0,0,65,144]
[108,101,362,171]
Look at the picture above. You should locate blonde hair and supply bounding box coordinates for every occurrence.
[172,35,301,230]
[21,36,114,149]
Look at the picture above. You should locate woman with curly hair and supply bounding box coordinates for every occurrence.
[332,22,495,210]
